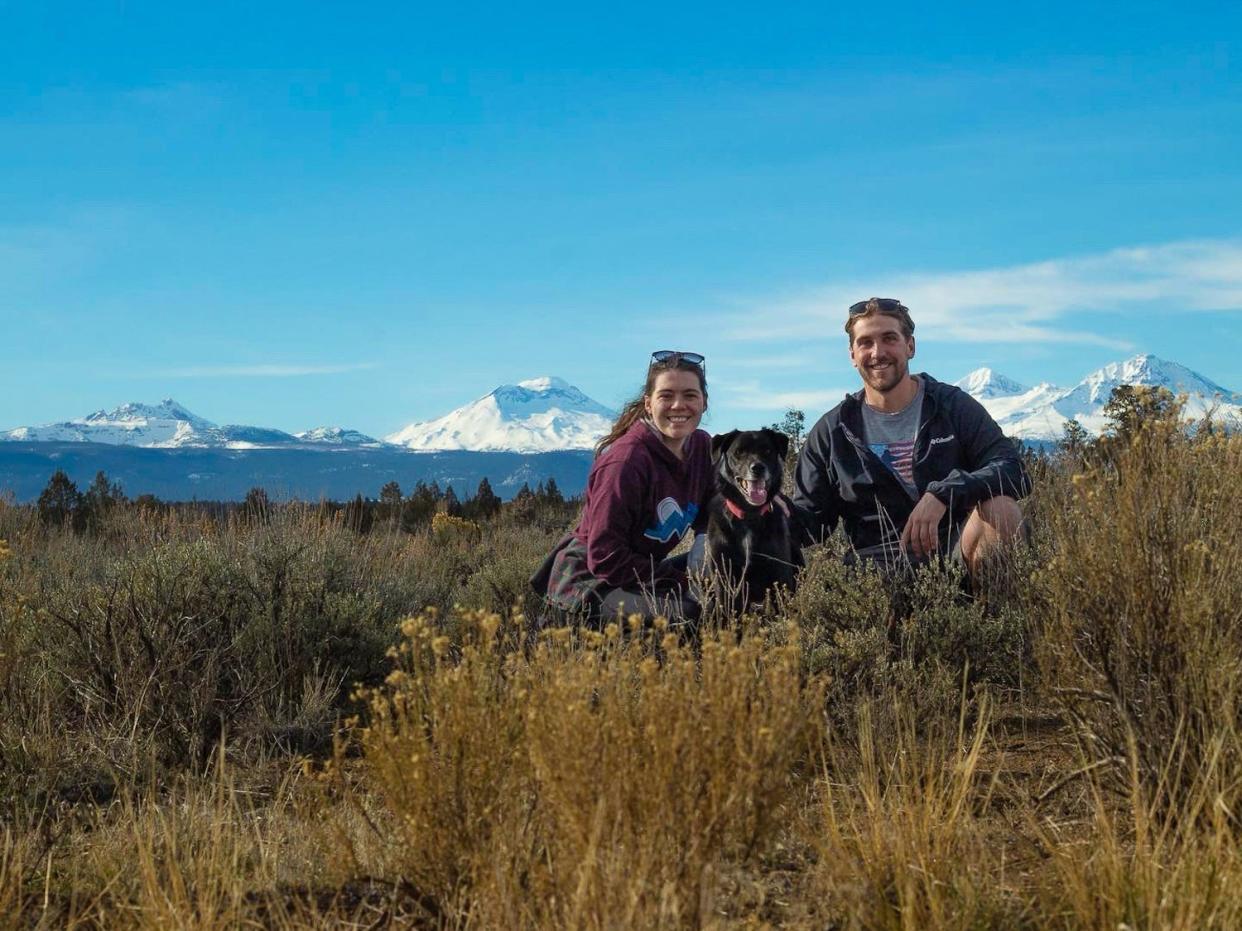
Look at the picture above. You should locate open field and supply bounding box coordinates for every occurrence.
[1,415,1240,929]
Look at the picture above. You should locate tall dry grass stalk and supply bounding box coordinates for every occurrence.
[0,829,32,929]
[329,609,826,927]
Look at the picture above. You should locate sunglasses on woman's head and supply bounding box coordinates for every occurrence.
[650,350,706,370]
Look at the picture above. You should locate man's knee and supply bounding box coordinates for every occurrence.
[973,495,1023,536]
[961,496,1024,569]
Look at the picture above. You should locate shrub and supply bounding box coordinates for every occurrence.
[1032,421,1242,814]
[430,512,481,546]
[782,539,1029,731]
[0,500,579,805]
[333,608,825,927]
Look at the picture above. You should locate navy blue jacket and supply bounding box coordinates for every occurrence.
[790,374,1030,557]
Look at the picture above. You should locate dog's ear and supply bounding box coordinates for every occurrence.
[711,430,739,463]
[762,428,790,461]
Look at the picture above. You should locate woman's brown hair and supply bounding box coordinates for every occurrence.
[594,356,708,456]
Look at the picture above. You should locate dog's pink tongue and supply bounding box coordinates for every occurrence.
[744,481,768,506]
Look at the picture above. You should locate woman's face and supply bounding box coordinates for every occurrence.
[644,369,706,445]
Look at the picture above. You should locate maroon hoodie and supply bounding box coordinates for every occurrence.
[545,420,712,607]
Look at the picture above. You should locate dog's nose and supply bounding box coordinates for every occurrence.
[747,463,767,478]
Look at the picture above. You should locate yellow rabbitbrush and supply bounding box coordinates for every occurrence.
[326,609,825,928]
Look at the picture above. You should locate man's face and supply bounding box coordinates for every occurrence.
[849,313,915,394]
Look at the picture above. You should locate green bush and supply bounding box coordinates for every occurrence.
[0,503,571,803]
[783,537,1030,730]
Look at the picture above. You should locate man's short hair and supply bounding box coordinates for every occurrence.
[845,297,915,343]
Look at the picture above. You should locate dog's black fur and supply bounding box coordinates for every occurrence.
[706,429,803,609]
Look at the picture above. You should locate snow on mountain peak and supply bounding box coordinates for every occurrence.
[516,376,571,391]
[952,368,1029,399]
[1066,355,1230,408]
[956,355,1240,441]
[81,398,215,429]
[2,399,307,449]
[295,426,380,446]
[386,376,617,452]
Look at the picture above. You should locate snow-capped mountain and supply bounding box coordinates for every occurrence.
[0,399,304,448]
[3,399,208,446]
[955,355,1240,441]
[294,426,381,447]
[385,376,616,453]
[1,399,329,449]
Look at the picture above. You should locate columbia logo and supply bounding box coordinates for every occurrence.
[929,435,956,445]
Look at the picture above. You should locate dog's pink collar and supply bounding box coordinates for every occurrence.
[725,497,773,519]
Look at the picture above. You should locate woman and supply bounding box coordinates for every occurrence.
[535,351,712,628]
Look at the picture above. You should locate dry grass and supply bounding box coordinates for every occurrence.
[1,421,1241,927]
[809,698,1022,930]
[1032,424,1242,812]
[327,610,825,927]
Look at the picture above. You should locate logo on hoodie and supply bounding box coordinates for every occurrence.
[644,497,698,543]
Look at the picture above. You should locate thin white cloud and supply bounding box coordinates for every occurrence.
[723,238,1242,347]
[155,362,380,378]
[713,376,854,412]
[728,388,855,411]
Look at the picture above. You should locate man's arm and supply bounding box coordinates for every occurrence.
[788,417,842,546]
[924,392,1032,511]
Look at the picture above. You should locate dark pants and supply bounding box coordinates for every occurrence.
[537,552,700,632]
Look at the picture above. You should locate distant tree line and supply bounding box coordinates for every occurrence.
[31,471,574,536]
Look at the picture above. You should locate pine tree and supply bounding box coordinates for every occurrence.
[1059,418,1091,458]
[344,493,373,533]
[379,480,403,527]
[37,470,83,531]
[82,470,126,531]
[442,485,462,517]
[540,476,564,505]
[472,477,502,520]
[379,480,403,508]
[401,482,438,532]
[769,408,807,467]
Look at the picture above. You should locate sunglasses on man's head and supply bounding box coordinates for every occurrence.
[848,297,909,316]
[650,350,706,370]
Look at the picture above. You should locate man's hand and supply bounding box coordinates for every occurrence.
[900,492,947,560]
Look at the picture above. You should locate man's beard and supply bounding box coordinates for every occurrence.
[861,358,908,393]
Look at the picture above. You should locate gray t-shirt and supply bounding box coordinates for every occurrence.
[860,377,923,501]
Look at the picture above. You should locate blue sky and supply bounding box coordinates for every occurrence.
[2,1,1239,437]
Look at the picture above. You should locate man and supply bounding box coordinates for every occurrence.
[791,297,1029,575]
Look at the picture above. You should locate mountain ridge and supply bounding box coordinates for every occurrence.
[4,358,1237,452]
[953,354,1240,440]
[3,376,617,453]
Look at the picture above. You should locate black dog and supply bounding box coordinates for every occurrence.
[705,429,802,609]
